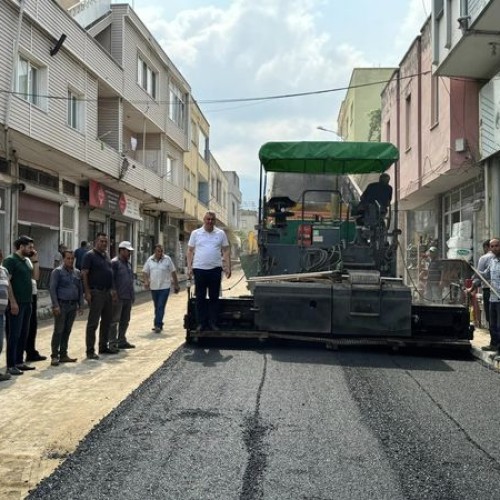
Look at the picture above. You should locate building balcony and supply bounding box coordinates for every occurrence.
[435,0,500,78]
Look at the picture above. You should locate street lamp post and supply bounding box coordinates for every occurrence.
[316,126,343,140]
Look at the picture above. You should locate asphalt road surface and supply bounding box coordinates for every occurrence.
[28,343,500,500]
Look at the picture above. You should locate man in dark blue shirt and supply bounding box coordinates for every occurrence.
[49,250,83,365]
[359,173,393,213]
[74,241,88,270]
[81,232,117,359]
[357,173,393,227]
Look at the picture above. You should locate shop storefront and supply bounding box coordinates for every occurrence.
[18,190,66,268]
[442,178,486,264]
[404,177,485,295]
[88,180,142,263]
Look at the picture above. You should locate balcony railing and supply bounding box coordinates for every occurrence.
[68,0,111,28]
[128,149,162,175]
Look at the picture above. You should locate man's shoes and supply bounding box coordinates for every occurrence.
[7,366,23,375]
[59,355,77,363]
[51,358,60,366]
[86,353,100,360]
[17,364,36,371]
[154,327,161,333]
[481,344,497,351]
[208,322,220,331]
[99,347,119,355]
[0,372,11,381]
[118,342,135,349]
[26,353,47,362]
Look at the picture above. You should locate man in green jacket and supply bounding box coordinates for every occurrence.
[3,235,37,376]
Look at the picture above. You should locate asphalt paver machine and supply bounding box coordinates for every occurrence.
[185,141,473,347]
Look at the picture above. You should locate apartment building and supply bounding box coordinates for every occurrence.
[337,68,397,195]
[225,171,242,230]
[380,16,482,284]
[432,0,500,239]
[208,153,228,228]
[0,0,241,279]
[182,99,210,263]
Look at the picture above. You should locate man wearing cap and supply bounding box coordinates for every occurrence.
[424,246,443,302]
[109,241,136,350]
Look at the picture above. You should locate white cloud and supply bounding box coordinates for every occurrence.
[395,0,432,52]
[135,0,431,203]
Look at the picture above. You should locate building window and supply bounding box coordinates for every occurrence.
[62,205,75,249]
[137,55,157,99]
[19,165,58,191]
[68,89,84,131]
[216,179,222,202]
[191,120,197,145]
[198,129,208,160]
[62,180,76,196]
[184,166,190,191]
[405,94,411,151]
[17,55,46,109]
[169,82,185,129]
[165,156,174,182]
[385,120,391,142]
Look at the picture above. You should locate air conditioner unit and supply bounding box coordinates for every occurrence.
[455,138,467,153]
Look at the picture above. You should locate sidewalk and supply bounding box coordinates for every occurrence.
[0,270,248,500]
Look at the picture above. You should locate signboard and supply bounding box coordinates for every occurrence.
[89,180,142,220]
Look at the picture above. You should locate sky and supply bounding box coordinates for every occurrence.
[124,0,432,207]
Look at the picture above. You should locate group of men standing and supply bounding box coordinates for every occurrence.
[468,238,500,357]
[0,210,232,379]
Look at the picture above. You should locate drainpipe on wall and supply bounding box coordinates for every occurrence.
[484,160,490,232]
[395,69,400,240]
[4,0,26,243]
[417,36,423,190]
[394,68,403,280]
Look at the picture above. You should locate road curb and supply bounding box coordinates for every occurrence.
[471,345,500,372]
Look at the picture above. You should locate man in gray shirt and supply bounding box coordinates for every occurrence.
[109,241,135,350]
[49,250,83,365]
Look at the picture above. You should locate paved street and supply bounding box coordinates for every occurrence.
[27,339,500,500]
[0,273,226,500]
[0,270,498,499]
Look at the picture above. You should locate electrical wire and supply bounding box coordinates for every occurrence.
[0,69,437,107]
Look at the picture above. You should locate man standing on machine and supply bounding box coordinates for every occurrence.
[186,211,231,331]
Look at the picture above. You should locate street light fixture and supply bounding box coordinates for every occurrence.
[316,126,343,140]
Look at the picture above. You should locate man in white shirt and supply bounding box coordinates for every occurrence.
[187,211,231,331]
[142,244,179,333]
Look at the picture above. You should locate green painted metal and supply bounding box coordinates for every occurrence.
[259,141,399,174]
